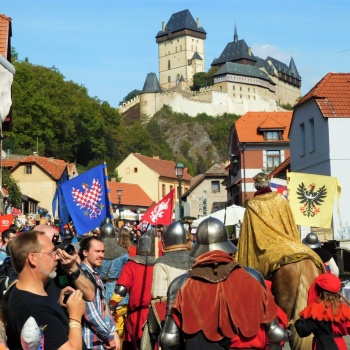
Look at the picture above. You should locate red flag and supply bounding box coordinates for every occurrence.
[142,190,174,225]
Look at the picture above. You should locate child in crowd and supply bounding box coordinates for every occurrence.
[295,274,350,350]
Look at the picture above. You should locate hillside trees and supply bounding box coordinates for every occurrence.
[7,59,122,170]
[7,55,240,177]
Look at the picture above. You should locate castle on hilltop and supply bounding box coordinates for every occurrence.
[119,9,302,120]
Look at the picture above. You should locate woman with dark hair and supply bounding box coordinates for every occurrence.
[118,228,136,257]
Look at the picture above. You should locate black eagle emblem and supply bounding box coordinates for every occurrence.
[296,182,327,217]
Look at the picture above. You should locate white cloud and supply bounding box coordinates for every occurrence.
[251,43,290,62]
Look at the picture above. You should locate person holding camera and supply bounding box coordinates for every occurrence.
[79,236,120,350]
[34,224,96,302]
[6,230,86,350]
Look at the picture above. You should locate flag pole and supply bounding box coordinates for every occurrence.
[103,162,113,218]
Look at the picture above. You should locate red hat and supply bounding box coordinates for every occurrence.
[308,274,341,304]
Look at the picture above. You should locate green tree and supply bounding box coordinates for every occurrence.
[2,170,22,208]
[119,89,141,106]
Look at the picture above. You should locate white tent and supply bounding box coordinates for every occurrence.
[113,209,138,220]
[193,204,245,227]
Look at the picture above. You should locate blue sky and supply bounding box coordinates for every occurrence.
[3,0,350,108]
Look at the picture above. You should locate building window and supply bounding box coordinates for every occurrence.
[162,184,166,197]
[300,123,306,155]
[240,87,242,91]
[211,181,220,193]
[220,86,222,91]
[168,76,171,83]
[232,86,235,91]
[126,167,130,174]
[180,45,182,51]
[25,165,32,174]
[168,60,171,70]
[266,150,281,170]
[133,167,138,173]
[265,131,279,140]
[309,118,315,152]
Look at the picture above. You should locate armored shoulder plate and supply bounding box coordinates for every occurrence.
[243,266,267,289]
[114,284,128,297]
[160,273,188,350]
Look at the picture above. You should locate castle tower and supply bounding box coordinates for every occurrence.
[155,9,206,89]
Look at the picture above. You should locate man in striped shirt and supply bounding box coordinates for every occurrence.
[79,236,119,350]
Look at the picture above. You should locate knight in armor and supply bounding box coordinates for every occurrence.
[237,172,324,278]
[302,232,339,276]
[109,229,156,350]
[160,217,286,350]
[145,222,194,348]
[96,218,130,342]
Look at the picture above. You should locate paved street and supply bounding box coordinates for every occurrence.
[283,335,350,349]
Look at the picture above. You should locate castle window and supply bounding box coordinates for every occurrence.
[175,47,177,52]
[220,86,222,91]
[240,87,242,91]
[168,76,171,83]
[240,94,242,98]
[162,184,166,197]
[168,60,171,70]
[232,86,235,91]
[248,88,250,92]
[180,45,182,51]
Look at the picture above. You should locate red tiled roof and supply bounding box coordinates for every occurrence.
[0,14,11,58]
[269,157,290,178]
[132,153,192,181]
[10,155,67,180]
[296,73,350,117]
[235,112,293,142]
[2,159,20,168]
[108,181,153,207]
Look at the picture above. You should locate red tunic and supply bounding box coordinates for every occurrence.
[172,251,278,349]
[117,260,154,341]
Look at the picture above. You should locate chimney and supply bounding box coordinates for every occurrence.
[196,18,200,28]
[162,21,165,31]
[248,47,252,56]
[153,156,160,160]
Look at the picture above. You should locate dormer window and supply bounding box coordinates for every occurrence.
[263,131,283,140]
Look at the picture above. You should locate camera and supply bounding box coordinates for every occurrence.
[63,243,75,256]
[63,290,73,304]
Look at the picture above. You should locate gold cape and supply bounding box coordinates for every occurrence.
[237,192,324,278]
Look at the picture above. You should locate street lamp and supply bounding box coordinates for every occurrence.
[117,187,123,219]
[175,162,185,221]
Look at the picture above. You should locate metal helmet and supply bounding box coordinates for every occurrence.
[162,222,186,248]
[100,223,116,238]
[302,232,321,249]
[100,217,112,228]
[137,229,156,256]
[191,217,238,258]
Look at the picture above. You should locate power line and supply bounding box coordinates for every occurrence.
[338,48,350,53]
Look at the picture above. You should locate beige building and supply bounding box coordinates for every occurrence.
[156,9,206,89]
[6,155,76,215]
[116,153,192,203]
[182,163,228,218]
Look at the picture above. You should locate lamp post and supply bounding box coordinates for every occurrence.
[175,162,185,221]
[117,187,123,220]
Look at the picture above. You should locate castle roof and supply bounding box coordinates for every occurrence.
[266,56,301,80]
[142,72,162,93]
[213,61,275,84]
[156,9,206,39]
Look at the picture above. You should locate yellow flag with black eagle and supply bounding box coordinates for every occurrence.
[288,172,341,228]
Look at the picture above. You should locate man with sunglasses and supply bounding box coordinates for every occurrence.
[0,228,16,265]
[6,230,86,350]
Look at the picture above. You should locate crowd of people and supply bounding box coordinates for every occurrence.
[0,173,349,350]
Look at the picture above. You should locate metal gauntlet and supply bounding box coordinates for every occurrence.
[265,318,286,350]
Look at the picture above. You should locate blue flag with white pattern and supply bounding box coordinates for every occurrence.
[60,164,112,235]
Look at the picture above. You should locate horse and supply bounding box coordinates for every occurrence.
[269,258,322,350]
